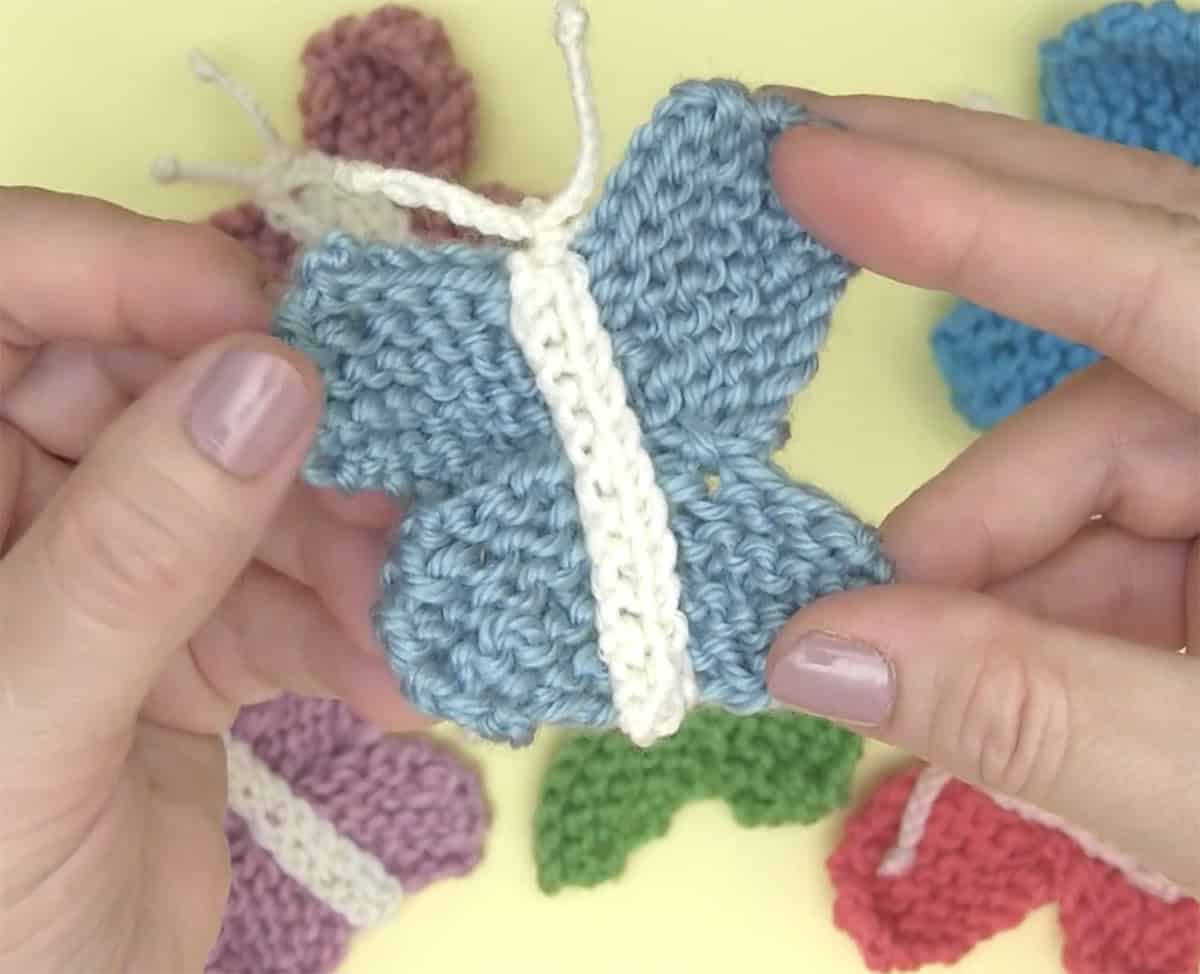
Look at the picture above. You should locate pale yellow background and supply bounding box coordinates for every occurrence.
[0,0,1122,971]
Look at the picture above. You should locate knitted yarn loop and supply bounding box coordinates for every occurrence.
[181,0,894,746]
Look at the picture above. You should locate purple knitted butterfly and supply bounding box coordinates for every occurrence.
[209,696,488,974]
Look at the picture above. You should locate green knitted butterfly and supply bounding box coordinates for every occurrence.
[533,709,861,893]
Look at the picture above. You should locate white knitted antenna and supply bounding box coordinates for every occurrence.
[151,51,415,245]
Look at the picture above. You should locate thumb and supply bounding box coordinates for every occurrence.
[765,584,1200,889]
[0,336,319,744]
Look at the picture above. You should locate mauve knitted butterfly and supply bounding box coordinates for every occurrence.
[167,3,527,281]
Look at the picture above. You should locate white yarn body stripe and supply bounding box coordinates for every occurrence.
[877,766,1185,903]
[507,233,697,747]
[223,735,405,927]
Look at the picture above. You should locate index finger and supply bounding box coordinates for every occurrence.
[768,124,1200,414]
[765,90,1200,214]
[0,187,273,354]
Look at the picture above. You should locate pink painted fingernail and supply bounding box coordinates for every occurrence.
[188,349,310,479]
[767,631,895,727]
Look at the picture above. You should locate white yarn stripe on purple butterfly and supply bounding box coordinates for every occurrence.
[206,695,488,974]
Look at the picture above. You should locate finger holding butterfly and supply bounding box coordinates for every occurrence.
[766,95,1200,893]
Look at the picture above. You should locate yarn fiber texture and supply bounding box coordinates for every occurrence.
[299,4,475,177]
[533,707,862,893]
[829,765,1200,973]
[209,696,489,974]
[931,0,1200,429]
[274,79,892,745]
[203,4,527,280]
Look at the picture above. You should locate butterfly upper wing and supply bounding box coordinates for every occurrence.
[533,708,862,893]
[575,80,856,464]
[576,80,889,708]
[276,80,855,499]
[275,238,553,498]
[829,767,1063,971]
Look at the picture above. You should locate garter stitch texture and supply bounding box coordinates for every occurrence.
[158,6,529,281]
[210,696,489,974]
[298,5,475,178]
[533,708,862,893]
[828,764,1200,973]
[932,0,1200,429]
[263,1,891,747]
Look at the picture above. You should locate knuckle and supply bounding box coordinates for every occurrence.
[929,611,1072,802]
[1144,151,1200,216]
[1100,204,1200,363]
[942,181,995,297]
[0,424,21,546]
[44,469,219,630]
[169,219,264,284]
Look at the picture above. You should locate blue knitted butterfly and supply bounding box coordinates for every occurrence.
[272,18,891,745]
[933,0,1200,429]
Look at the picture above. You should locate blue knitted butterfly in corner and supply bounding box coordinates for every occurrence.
[261,3,891,746]
[933,0,1200,430]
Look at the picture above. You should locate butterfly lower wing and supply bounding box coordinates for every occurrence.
[663,457,891,711]
[374,448,888,742]
[1058,854,1200,974]
[374,450,615,744]
[275,236,553,499]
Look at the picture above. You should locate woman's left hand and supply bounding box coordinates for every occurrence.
[0,189,420,972]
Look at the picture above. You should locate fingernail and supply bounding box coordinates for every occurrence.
[188,349,310,478]
[767,631,895,726]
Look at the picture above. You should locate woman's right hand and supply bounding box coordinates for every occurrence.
[764,90,1200,892]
